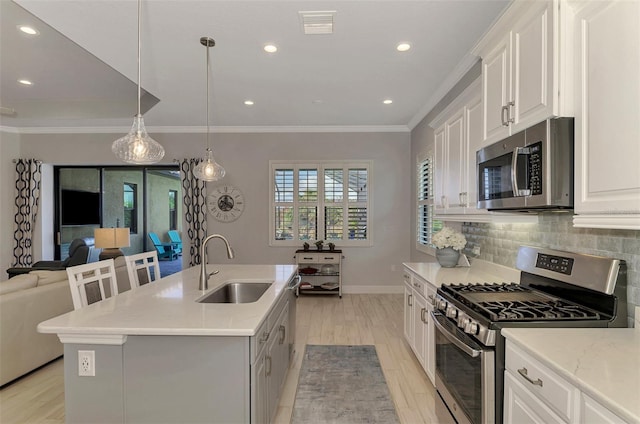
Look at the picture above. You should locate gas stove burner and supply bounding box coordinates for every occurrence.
[446,282,523,293]
[479,299,601,321]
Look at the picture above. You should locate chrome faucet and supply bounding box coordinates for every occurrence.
[199,234,235,290]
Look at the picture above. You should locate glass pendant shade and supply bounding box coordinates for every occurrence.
[194,36,225,182]
[112,114,165,164]
[193,148,226,181]
[112,0,164,164]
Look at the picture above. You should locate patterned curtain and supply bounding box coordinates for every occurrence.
[12,159,42,267]
[180,159,207,267]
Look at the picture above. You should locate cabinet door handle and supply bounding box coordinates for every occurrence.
[506,101,515,124]
[517,367,543,387]
[278,325,286,344]
[420,308,427,323]
[501,105,509,126]
[407,294,413,307]
[260,331,269,343]
[266,356,272,376]
[303,257,314,260]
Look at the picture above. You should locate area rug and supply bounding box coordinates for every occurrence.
[291,345,400,424]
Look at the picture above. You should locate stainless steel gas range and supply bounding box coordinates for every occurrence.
[432,245,628,424]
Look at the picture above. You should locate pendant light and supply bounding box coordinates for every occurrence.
[112,0,165,164]
[193,37,225,181]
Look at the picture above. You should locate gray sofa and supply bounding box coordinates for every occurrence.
[0,257,131,386]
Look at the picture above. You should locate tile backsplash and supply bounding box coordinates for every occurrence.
[462,214,640,326]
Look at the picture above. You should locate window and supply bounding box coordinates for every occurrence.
[416,153,441,253]
[124,183,137,234]
[169,190,178,230]
[270,161,371,246]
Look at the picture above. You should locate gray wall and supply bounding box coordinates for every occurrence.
[3,130,411,290]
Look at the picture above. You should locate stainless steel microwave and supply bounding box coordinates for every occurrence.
[476,117,574,211]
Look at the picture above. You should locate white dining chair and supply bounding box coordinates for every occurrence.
[66,259,119,310]
[124,251,161,288]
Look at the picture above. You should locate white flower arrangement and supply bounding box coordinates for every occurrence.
[432,227,467,251]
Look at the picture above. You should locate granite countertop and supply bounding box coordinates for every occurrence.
[403,258,521,287]
[38,264,297,338]
[502,312,640,424]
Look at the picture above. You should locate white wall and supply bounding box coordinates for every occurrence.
[12,130,411,291]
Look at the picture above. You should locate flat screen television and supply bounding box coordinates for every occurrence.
[61,189,100,225]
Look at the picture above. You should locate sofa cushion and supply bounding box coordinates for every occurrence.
[0,274,38,295]
[31,270,68,286]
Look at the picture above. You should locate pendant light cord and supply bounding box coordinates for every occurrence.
[136,0,142,117]
[206,40,210,150]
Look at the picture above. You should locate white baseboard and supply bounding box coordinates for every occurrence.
[341,285,403,294]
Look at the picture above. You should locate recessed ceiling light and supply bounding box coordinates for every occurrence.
[18,25,39,36]
[18,79,33,86]
[244,100,254,106]
[264,44,278,53]
[383,99,393,105]
[396,43,411,52]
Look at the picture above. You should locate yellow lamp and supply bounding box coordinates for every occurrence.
[94,228,130,260]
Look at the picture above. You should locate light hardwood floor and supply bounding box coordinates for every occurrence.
[0,294,439,423]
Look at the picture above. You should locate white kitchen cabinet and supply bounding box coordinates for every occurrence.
[504,340,628,424]
[431,78,488,218]
[580,393,627,424]
[475,0,572,146]
[402,267,436,385]
[571,0,640,229]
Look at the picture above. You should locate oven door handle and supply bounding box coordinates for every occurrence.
[431,312,481,358]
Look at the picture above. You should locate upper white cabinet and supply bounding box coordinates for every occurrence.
[571,0,640,229]
[432,78,488,217]
[474,0,573,146]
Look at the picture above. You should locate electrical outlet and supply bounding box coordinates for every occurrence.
[78,350,95,377]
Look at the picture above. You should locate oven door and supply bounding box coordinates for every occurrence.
[476,130,532,210]
[432,312,495,424]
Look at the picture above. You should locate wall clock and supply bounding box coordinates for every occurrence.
[206,185,245,222]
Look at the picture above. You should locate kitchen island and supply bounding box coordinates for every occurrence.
[38,264,298,424]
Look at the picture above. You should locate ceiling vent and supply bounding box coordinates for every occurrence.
[299,11,336,35]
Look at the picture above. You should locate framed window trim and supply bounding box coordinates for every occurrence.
[269,160,373,247]
[416,151,436,256]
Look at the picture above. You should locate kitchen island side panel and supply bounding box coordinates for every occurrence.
[64,343,125,424]
[124,335,250,424]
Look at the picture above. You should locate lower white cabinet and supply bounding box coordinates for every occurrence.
[504,340,628,424]
[402,267,436,385]
[251,298,291,424]
[580,394,628,424]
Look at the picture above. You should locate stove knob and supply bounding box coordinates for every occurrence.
[458,317,469,329]
[465,321,479,335]
[446,306,458,319]
[437,300,447,311]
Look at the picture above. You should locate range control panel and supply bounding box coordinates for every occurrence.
[536,253,574,275]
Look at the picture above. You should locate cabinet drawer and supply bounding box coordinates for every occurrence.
[505,342,576,422]
[317,253,340,264]
[411,278,425,297]
[251,319,270,363]
[297,253,319,264]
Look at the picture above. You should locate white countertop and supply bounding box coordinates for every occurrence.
[502,321,640,423]
[38,264,297,338]
[403,258,520,287]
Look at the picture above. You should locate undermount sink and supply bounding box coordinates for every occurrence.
[197,281,273,304]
